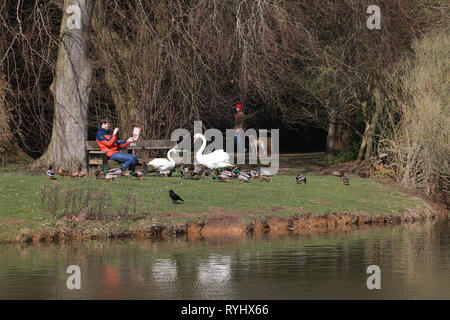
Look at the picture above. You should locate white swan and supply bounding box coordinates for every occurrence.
[148,148,177,178]
[194,133,233,170]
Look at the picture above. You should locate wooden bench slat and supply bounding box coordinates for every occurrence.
[86,140,176,150]
[89,159,150,166]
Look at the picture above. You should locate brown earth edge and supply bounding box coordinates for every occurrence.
[12,205,448,244]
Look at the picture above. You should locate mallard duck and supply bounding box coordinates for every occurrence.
[217,168,233,178]
[95,169,104,179]
[58,167,68,178]
[132,163,147,180]
[104,167,122,182]
[231,165,241,177]
[296,174,307,184]
[241,169,258,179]
[68,167,79,178]
[107,167,123,176]
[122,170,131,177]
[217,172,230,183]
[77,166,87,178]
[180,162,194,178]
[105,173,120,182]
[238,173,250,182]
[47,166,56,179]
[242,169,258,179]
[342,174,350,185]
[194,133,233,170]
[133,171,145,180]
[257,168,275,182]
[189,164,205,179]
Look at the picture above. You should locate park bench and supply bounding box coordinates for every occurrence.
[86,140,177,174]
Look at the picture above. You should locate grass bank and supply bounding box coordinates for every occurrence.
[0,165,444,243]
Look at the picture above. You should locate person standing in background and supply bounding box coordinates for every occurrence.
[234,104,246,155]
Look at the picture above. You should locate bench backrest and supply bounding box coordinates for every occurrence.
[86,140,177,151]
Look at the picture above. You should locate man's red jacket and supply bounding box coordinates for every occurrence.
[96,126,130,158]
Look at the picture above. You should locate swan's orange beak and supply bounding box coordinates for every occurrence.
[193,137,197,143]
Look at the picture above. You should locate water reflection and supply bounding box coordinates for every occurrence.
[152,259,178,282]
[0,220,449,299]
[196,254,232,298]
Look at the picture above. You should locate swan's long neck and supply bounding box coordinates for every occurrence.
[167,148,176,166]
[196,135,206,162]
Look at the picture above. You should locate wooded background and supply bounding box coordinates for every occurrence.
[0,0,448,200]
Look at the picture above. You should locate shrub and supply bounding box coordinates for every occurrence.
[379,30,449,201]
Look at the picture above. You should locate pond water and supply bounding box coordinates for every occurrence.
[1,220,449,299]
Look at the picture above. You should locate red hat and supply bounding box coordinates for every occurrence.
[236,104,243,109]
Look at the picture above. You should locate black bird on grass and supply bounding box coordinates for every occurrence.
[169,189,184,203]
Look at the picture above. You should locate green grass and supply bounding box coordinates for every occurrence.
[0,169,429,241]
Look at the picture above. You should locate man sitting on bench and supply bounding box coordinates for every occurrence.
[96,118,137,175]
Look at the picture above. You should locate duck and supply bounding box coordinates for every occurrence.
[342,174,350,185]
[238,173,250,183]
[107,168,123,176]
[133,171,145,180]
[193,133,233,170]
[122,170,131,177]
[257,167,275,182]
[216,168,233,178]
[180,162,194,178]
[249,170,259,179]
[105,172,120,182]
[77,166,87,178]
[104,167,123,182]
[232,166,241,178]
[332,171,343,178]
[47,166,56,179]
[148,148,177,178]
[95,169,104,179]
[213,172,230,183]
[189,163,206,179]
[68,167,79,178]
[58,167,68,178]
[133,163,147,180]
[240,169,258,179]
[296,174,307,184]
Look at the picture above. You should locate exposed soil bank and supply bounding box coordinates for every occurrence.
[10,206,448,244]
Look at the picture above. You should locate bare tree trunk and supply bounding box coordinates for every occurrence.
[326,109,337,154]
[357,88,382,161]
[364,87,382,160]
[32,0,93,170]
[357,121,370,161]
